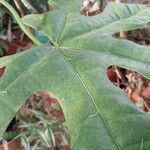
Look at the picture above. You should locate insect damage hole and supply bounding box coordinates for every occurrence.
[18,91,70,149]
[80,0,103,16]
[107,65,150,112]
[0,66,6,78]
[114,28,150,46]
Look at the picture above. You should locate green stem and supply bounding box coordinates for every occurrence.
[0,0,43,46]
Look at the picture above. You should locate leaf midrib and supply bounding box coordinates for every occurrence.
[1,45,121,148]
[60,46,150,69]
[56,0,70,42]
[57,48,121,149]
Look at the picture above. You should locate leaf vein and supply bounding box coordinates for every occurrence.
[60,8,148,44]
[3,48,51,91]
[57,48,121,149]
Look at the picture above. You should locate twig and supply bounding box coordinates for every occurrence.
[99,0,103,11]
[13,0,25,17]
[20,0,38,14]
[114,66,127,85]
[7,16,11,42]
[143,102,150,112]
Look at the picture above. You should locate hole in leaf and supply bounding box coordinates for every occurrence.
[2,91,70,149]
[0,67,6,78]
[107,66,150,112]
[80,0,102,16]
[1,118,20,149]
[126,28,150,46]
[5,118,18,132]
[107,66,126,89]
[20,91,65,121]
[114,28,150,46]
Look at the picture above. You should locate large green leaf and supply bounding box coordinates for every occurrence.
[0,1,150,149]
